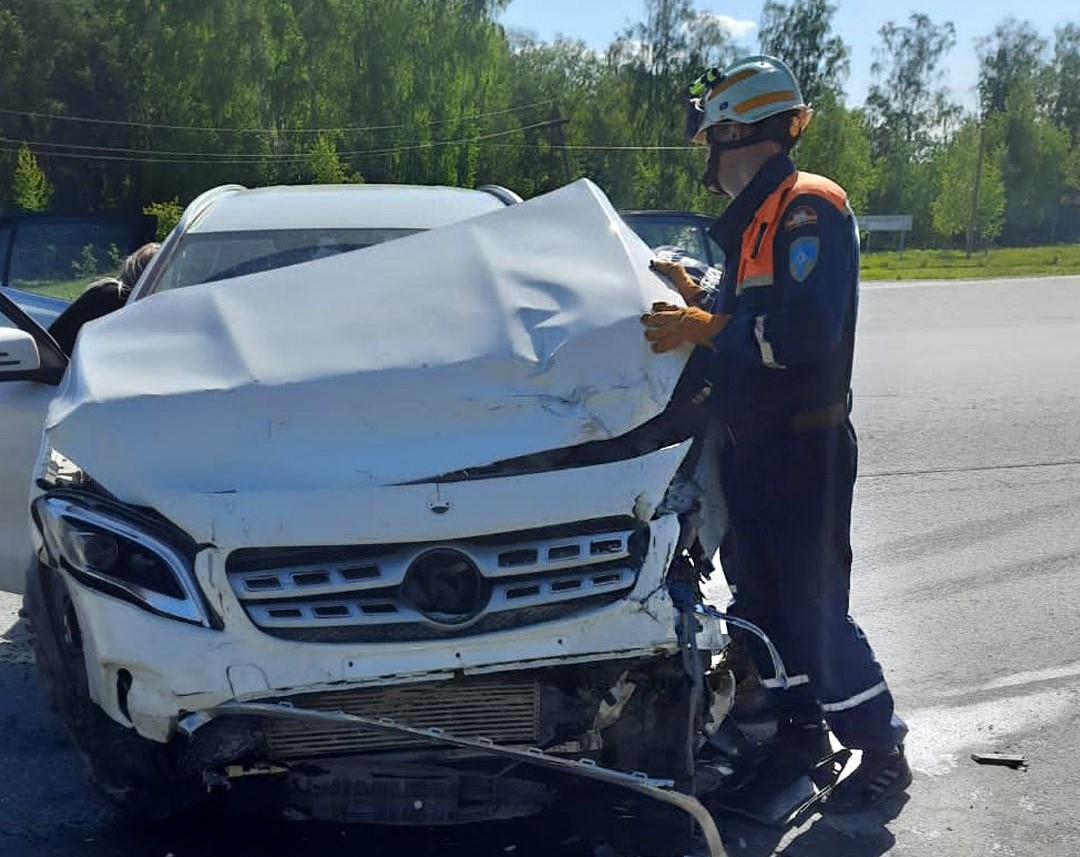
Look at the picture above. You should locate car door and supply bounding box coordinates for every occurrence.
[0,213,156,593]
[0,292,66,594]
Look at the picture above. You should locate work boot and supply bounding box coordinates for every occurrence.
[775,716,834,769]
[824,744,913,813]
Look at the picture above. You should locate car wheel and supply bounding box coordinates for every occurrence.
[24,564,201,821]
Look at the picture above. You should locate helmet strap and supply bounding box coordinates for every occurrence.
[703,145,724,194]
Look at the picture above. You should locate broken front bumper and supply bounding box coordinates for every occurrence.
[179,699,729,857]
[59,511,686,744]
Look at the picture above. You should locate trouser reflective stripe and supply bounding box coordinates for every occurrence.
[821,680,889,713]
[719,426,908,750]
[761,673,809,689]
[754,315,786,369]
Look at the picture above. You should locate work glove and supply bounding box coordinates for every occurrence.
[650,258,702,304]
[641,301,730,353]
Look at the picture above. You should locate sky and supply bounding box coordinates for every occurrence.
[497,0,1077,112]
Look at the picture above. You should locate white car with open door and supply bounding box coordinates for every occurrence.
[0,180,750,853]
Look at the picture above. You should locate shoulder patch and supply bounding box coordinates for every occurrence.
[784,204,818,231]
[789,236,819,282]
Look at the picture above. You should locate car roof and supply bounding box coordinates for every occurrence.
[186,184,510,234]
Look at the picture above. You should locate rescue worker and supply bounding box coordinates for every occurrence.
[641,55,911,812]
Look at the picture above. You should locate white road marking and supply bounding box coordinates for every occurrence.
[952,661,1080,696]
[904,687,1076,776]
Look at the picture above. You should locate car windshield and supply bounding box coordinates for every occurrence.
[149,227,421,292]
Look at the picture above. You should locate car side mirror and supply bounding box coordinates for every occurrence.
[0,290,67,385]
[0,327,42,378]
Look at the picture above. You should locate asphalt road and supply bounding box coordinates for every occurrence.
[1,274,1078,856]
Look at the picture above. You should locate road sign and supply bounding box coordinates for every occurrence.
[859,214,913,232]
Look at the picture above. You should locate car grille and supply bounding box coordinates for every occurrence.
[227,518,645,642]
[264,676,539,759]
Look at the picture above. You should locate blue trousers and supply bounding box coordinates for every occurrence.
[719,420,907,751]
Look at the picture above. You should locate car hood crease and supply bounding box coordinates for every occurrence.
[45,179,689,507]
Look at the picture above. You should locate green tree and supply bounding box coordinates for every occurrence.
[607,0,735,209]
[1064,146,1080,210]
[758,0,850,104]
[501,36,603,197]
[0,9,26,91]
[931,121,1005,247]
[12,144,52,212]
[1050,23,1080,142]
[4,0,1074,230]
[866,14,958,156]
[976,18,1048,117]
[143,198,184,241]
[305,134,359,184]
[865,14,959,240]
[795,91,875,212]
[999,82,1072,243]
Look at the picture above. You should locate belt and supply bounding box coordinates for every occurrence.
[721,401,849,446]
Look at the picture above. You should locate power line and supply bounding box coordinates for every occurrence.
[345,119,571,158]
[488,143,697,151]
[0,119,571,165]
[0,140,699,165]
[0,136,287,161]
[0,100,556,136]
[0,133,699,164]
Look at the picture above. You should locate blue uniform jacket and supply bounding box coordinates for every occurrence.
[705,154,860,426]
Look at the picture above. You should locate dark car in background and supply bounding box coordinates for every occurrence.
[621,210,722,268]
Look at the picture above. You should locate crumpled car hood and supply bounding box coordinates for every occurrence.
[46,179,689,508]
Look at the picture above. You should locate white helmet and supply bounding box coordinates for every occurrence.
[686,55,810,145]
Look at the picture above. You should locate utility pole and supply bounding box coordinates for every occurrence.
[548,104,573,186]
[965,122,986,259]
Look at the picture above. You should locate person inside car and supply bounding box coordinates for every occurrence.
[48,242,160,354]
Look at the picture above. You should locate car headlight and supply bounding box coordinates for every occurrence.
[33,494,211,627]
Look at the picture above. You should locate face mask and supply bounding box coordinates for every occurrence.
[700,123,776,193]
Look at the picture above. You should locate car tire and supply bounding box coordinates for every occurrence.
[24,564,201,821]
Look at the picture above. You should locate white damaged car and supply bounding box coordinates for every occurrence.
[0,180,745,838]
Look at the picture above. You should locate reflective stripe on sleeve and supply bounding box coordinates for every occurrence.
[821,680,888,713]
[735,274,773,296]
[761,673,809,689]
[754,315,786,369]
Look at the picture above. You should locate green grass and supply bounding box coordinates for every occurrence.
[861,244,1080,280]
[11,278,93,301]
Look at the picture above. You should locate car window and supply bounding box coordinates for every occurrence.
[6,219,153,301]
[150,227,422,292]
[0,223,12,275]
